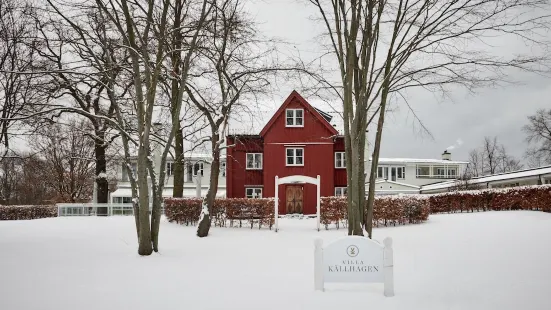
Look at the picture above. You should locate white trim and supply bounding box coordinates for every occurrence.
[285,108,304,127]
[244,185,264,187]
[246,153,263,170]
[275,175,321,232]
[286,147,304,166]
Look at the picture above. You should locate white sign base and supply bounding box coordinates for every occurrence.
[314,236,394,296]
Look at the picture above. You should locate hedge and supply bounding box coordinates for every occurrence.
[0,205,57,220]
[320,195,430,229]
[164,198,275,229]
[429,184,551,213]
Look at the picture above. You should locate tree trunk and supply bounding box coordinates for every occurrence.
[173,126,184,197]
[95,131,109,215]
[197,131,221,237]
[137,146,152,255]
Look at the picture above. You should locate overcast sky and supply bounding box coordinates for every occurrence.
[232,0,551,163]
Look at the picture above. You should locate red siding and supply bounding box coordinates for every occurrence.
[226,136,263,198]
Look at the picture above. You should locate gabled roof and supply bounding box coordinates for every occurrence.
[259,90,339,137]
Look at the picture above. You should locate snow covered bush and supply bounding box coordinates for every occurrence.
[320,195,430,229]
[0,205,57,220]
[164,198,275,229]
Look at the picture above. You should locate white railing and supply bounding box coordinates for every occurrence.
[56,203,164,217]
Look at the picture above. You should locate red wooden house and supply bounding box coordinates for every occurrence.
[226,91,347,215]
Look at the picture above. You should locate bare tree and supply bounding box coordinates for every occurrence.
[188,0,286,237]
[523,109,551,166]
[91,0,212,255]
[467,136,523,176]
[33,5,126,212]
[306,0,550,237]
[30,120,96,203]
[0,0,46,158]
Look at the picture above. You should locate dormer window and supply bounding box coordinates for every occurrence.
[286,109,304,127]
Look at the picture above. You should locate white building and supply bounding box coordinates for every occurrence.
[366,151,469,195]
[110,152,227,203]
[421,165,551,194]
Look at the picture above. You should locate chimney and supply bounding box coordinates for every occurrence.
[442,150,451,161]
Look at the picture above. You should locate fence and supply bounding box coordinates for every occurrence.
[56,203,164,217]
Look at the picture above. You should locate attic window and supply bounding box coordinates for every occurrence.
[286,109,304,127]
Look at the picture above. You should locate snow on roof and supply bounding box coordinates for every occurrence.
[375,157,469,165]
[421,165,551,191]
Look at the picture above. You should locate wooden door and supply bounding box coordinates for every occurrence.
[286,185,303,214]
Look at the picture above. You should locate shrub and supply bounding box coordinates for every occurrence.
[0,205,57,220]
[164,198,275,229]
[430,185,551,213]
[320,195,430,229]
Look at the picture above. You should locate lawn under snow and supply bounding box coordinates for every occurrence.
[1,211,551,310]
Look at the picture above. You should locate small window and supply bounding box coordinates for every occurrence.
[113,197,132,204]
[246,188,262,198]
[166,162,174,176]
[221,162,226,177]
[377,166,389,179]
[397,167,405,179]
[335,187,347,197]
[545,179,551,184]
[193,163,203,176]
[285,109,304,127]
[246,153,263,169]
[186,163,193,182]
[335,152,346,168]
[286,148,304,166]
[448,169,456,177]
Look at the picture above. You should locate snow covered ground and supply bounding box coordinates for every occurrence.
[1,211,551,310]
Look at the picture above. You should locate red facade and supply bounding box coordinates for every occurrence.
[226,91,346,215]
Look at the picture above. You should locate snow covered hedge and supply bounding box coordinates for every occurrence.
[429,185,551,213]
[0,205,57,220]
[320,196,430,229]
[164,198,275,229]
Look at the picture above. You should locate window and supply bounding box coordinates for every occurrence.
[378,166,405,181]
[193,163,204,176]
[285,109,304,127]
[246,188,262,198]
[221,162,226,177]
[377,166,388,179]
[447,169,457,177]
[186,163,193,182]
[166,162,174,176]
[113,197,133,204]
[335,152,346,168]
[246,153,263,169]
[335,187,347,197]
[416,165,430,177]
[286,148,304,166]
[545,179,551,185]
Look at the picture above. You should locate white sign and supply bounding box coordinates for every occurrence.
[314,236,394,296]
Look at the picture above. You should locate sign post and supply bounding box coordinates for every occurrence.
[314,236,394,296]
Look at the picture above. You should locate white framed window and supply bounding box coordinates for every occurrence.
[335,152,346,168]
[377,166,388,179]
[545,179,551,184]
[193,163,203,176]
[285,109,304,127]
[113,197,133,204]
[245,188,262,198]
[447,169,457,177]
[286,148,304,166]
[436,168,446,177]
[246,153,263,170]
[166,162,174,176]
[335,187,347,197]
